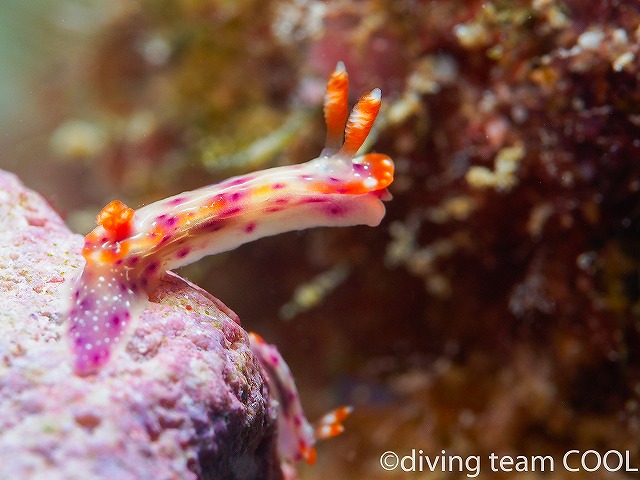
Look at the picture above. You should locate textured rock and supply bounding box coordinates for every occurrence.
[0,169,279,479]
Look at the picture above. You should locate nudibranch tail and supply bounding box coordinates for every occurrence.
[322,61,349,157]
[69,264,142,375]
[248,332,350,466]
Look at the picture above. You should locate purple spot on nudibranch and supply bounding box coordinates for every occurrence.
[115,259,124,265]
[177,247,191,258]
[263,198,288,213]
[304,197,325,204]
[222,206,242,217]
[269,354,279,365]
[165,216,178,227]
[272,183,286,189]
[244,222,257,233]
[112,315,121,326]
[329,176,340,182]
[168,196,187,206]
[230,191,245,202]
[127,256,140,267]
[159,234,172,245]
[353,163,367,174]
[294,416,302,427]
[92,353,102,363]
[326,205,345,216]
[228,177,253,187]
[145,262,159,275]
[197,218,226,233]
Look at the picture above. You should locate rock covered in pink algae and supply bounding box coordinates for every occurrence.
[0,169,280,479]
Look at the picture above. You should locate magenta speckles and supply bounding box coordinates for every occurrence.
[325,205,346,216]
[196,218,227,233]
[229,191,246,202]
[164,216,179,227]
[227,176,253,187]
[221,206,242,217]
[145,262,159,275]
[69,265,138,374]
[167,196,187,206]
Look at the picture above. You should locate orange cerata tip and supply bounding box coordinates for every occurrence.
[96,199,134,240]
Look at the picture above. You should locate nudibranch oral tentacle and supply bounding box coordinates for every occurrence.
[248,332,352,466]
[68,62,394,375]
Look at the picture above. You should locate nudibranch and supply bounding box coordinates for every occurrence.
[249,332,352,467]
[68,61,394,375]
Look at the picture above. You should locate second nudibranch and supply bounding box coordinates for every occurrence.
[248,332,351,469]
[68,62,394,375]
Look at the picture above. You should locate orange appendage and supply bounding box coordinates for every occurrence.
[339,89,382,157]
[361,152,394,189]
[315,405,353,440]
[324,63,350,150]
[300,443,317,465]
[96,200,134,241]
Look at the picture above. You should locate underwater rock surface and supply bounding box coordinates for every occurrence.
[0,169,279,480]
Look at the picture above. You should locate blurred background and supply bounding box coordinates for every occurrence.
[2,1,640,478]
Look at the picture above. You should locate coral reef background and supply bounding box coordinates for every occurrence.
[1,0,639,478]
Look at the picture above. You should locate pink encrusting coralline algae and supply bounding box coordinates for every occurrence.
[68,62,394,472]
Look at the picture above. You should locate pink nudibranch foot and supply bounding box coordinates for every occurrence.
[68,62,394,375]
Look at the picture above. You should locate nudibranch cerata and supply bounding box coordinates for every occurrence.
[68,61,394,375]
